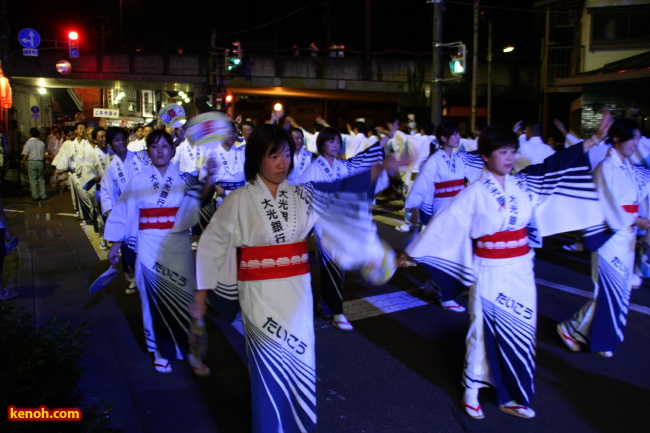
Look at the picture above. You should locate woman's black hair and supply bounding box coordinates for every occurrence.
[146,129,174,149]
[106,127,128,145]
[435,121,461,146]
[608,118,641,145]
[315,126,342,155]
[478,125,519,158]
[91,127,106,141]
[244,124,295,183]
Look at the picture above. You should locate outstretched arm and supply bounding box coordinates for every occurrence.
[553,118,568,137]
[315,117,330,128]
[286,116,300,129]
[582,108,613,153]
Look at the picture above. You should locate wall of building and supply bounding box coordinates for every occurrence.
[579,81,650,136]
[8,84,53,151]
[581,0,649,71]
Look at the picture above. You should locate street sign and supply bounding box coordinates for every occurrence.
[31,106,40,119]
[23,48,38,57]
[18,28,41,49]
[56,60,72,74]
[93,108,119,118]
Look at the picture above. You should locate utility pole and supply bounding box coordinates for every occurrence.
[430,0,443,126]
[487,19,492,126]
[365,0,371,69]
[470,0,479,132]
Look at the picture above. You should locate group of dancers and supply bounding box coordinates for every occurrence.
[86,107,647,432]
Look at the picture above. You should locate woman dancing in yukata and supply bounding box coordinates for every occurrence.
[557,118,650,358]
[191,124,392,433]
[400,112,612,420]
[296,126,384,330]
[401,121,483,312]
[105,130,217,374]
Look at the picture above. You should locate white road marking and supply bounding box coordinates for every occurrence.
[230,278,649,338]
[345,289,428,321]
[536,278,650,316]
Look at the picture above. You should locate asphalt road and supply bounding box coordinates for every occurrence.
[3,189,650,433]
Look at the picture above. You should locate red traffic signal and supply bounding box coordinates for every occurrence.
[68,30,80,58]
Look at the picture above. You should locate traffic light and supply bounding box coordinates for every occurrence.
[224,94,234,108]
[449,44,466,75]
[68,31,80,59]
[227,41,242,71]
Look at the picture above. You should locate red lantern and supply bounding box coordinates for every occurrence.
[0,61,12,109]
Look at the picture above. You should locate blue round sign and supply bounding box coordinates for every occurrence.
[31,106,40,114]
[18,28,41,49]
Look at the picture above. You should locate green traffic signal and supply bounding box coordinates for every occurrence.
[227,52,242,71]
[450,60,465,74]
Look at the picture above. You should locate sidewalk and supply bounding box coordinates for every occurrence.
[3,188,248,433]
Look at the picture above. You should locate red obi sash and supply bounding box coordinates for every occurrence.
[475,227,529,259]
[139,207,179,230]
[434,178,465,198]
[622,204,639,215]
[238,241,309,281]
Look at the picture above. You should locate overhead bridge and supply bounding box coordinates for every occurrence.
[9,50,434,104]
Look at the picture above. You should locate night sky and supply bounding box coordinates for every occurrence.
[7,0,538,57]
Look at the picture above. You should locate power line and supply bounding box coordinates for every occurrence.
[220,0,320,35]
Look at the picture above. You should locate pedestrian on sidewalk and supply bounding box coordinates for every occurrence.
[21,128,47,201]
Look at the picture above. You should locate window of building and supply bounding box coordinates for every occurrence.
[590,5,650,50]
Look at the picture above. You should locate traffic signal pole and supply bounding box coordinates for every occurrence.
[431,0,443,127]
[470,0,479,132]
